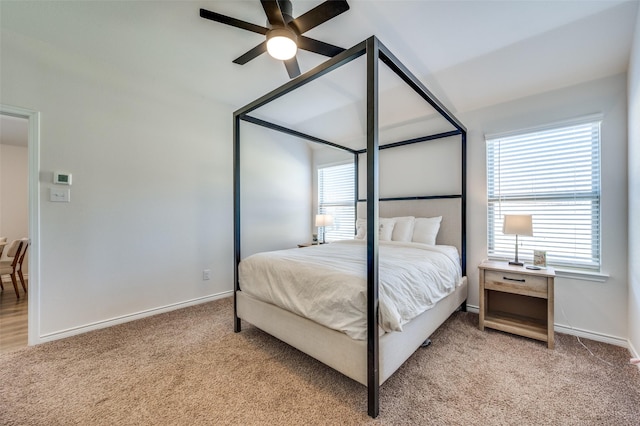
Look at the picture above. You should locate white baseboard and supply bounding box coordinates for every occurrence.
[37,291,233,344]
[629,339,640,371]
[629,339,639,358]
[464,304,629,348]
[466,304,479,314]
[553,324,628,347]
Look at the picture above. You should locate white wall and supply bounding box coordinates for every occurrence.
[462,74,629,344]
[240,124,312,256]
[357,137,461,199]
[628,8,640,360]
[0,143,29,247]
[1,29,240,340]
[1,26,313,341]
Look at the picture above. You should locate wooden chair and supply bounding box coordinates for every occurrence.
[0,239,25,298]
[0,237,6,291]
[16,238,29,293]
[0,237,7,258]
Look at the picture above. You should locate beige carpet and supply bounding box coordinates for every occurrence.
[1,297,638,425]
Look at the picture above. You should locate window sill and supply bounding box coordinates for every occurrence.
[553,268,609,283]
[486,257,609,282]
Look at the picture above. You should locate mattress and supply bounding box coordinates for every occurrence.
[238,240,462,340]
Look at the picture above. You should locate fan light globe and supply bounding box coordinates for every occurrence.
[266,28,297,60]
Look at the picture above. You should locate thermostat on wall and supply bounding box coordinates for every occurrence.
[54,172,72,185]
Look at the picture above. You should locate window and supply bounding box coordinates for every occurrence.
[318,162,355,242]
[486,119,601,271]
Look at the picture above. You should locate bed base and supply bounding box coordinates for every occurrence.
[236,276,467,386]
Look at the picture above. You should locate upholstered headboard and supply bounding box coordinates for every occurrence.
[356,198,462,253]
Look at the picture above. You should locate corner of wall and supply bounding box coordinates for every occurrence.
[627,3,640,362]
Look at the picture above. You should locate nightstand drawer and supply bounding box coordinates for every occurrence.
[484,270,548,298]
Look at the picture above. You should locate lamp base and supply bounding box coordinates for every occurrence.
[509,260,524,266]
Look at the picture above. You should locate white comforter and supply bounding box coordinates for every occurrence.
[238,240,462,340]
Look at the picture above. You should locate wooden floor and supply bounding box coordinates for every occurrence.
[0,279,28,353]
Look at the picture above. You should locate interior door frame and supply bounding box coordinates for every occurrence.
[1,104,40,345]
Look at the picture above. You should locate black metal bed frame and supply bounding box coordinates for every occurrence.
[233,36,466,418]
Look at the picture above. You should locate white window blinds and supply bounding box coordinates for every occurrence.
[486,120,601,271]
[318,162,355,242]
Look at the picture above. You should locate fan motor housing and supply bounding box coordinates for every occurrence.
[266,0,294,29]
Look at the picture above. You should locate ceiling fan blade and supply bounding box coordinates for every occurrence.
[200,8,268,35]
[298,36,345,57]
[291,0,350,34]
[284,57,301,78]
[260,0,285,27]
[233,41,268,65]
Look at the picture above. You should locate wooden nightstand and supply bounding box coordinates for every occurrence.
[479,260,555,348]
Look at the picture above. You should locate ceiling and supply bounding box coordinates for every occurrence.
[1,0,638,146]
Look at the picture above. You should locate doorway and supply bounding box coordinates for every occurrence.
[0,105,40,350]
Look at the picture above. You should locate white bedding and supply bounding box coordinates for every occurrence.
[238,240,462,340]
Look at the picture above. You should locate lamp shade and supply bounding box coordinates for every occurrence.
[266,28,298,60]
[503,214,533,236]
[315,214,334,227]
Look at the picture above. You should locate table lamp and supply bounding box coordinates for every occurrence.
[315,214,334,244]
[503,214,533,266]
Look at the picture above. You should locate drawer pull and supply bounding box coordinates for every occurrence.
[503,276,525,283]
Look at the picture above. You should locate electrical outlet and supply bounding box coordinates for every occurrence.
[203,269,211,281]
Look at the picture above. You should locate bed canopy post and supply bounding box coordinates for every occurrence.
[354,153,359,230]
[365,36,380,419]
[233,113,242,332]
[461,130,467,278]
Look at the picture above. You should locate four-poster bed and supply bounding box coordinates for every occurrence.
[233,36,467,418]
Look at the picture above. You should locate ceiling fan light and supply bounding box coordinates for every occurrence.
[266,28,297,60]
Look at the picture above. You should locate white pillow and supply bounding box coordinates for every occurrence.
[388,216,415,242]
[412,216,442,245]
[379,218,396,241]
[354,218,396,241]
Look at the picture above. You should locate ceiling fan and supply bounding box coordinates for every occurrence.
[200,0,350,79]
